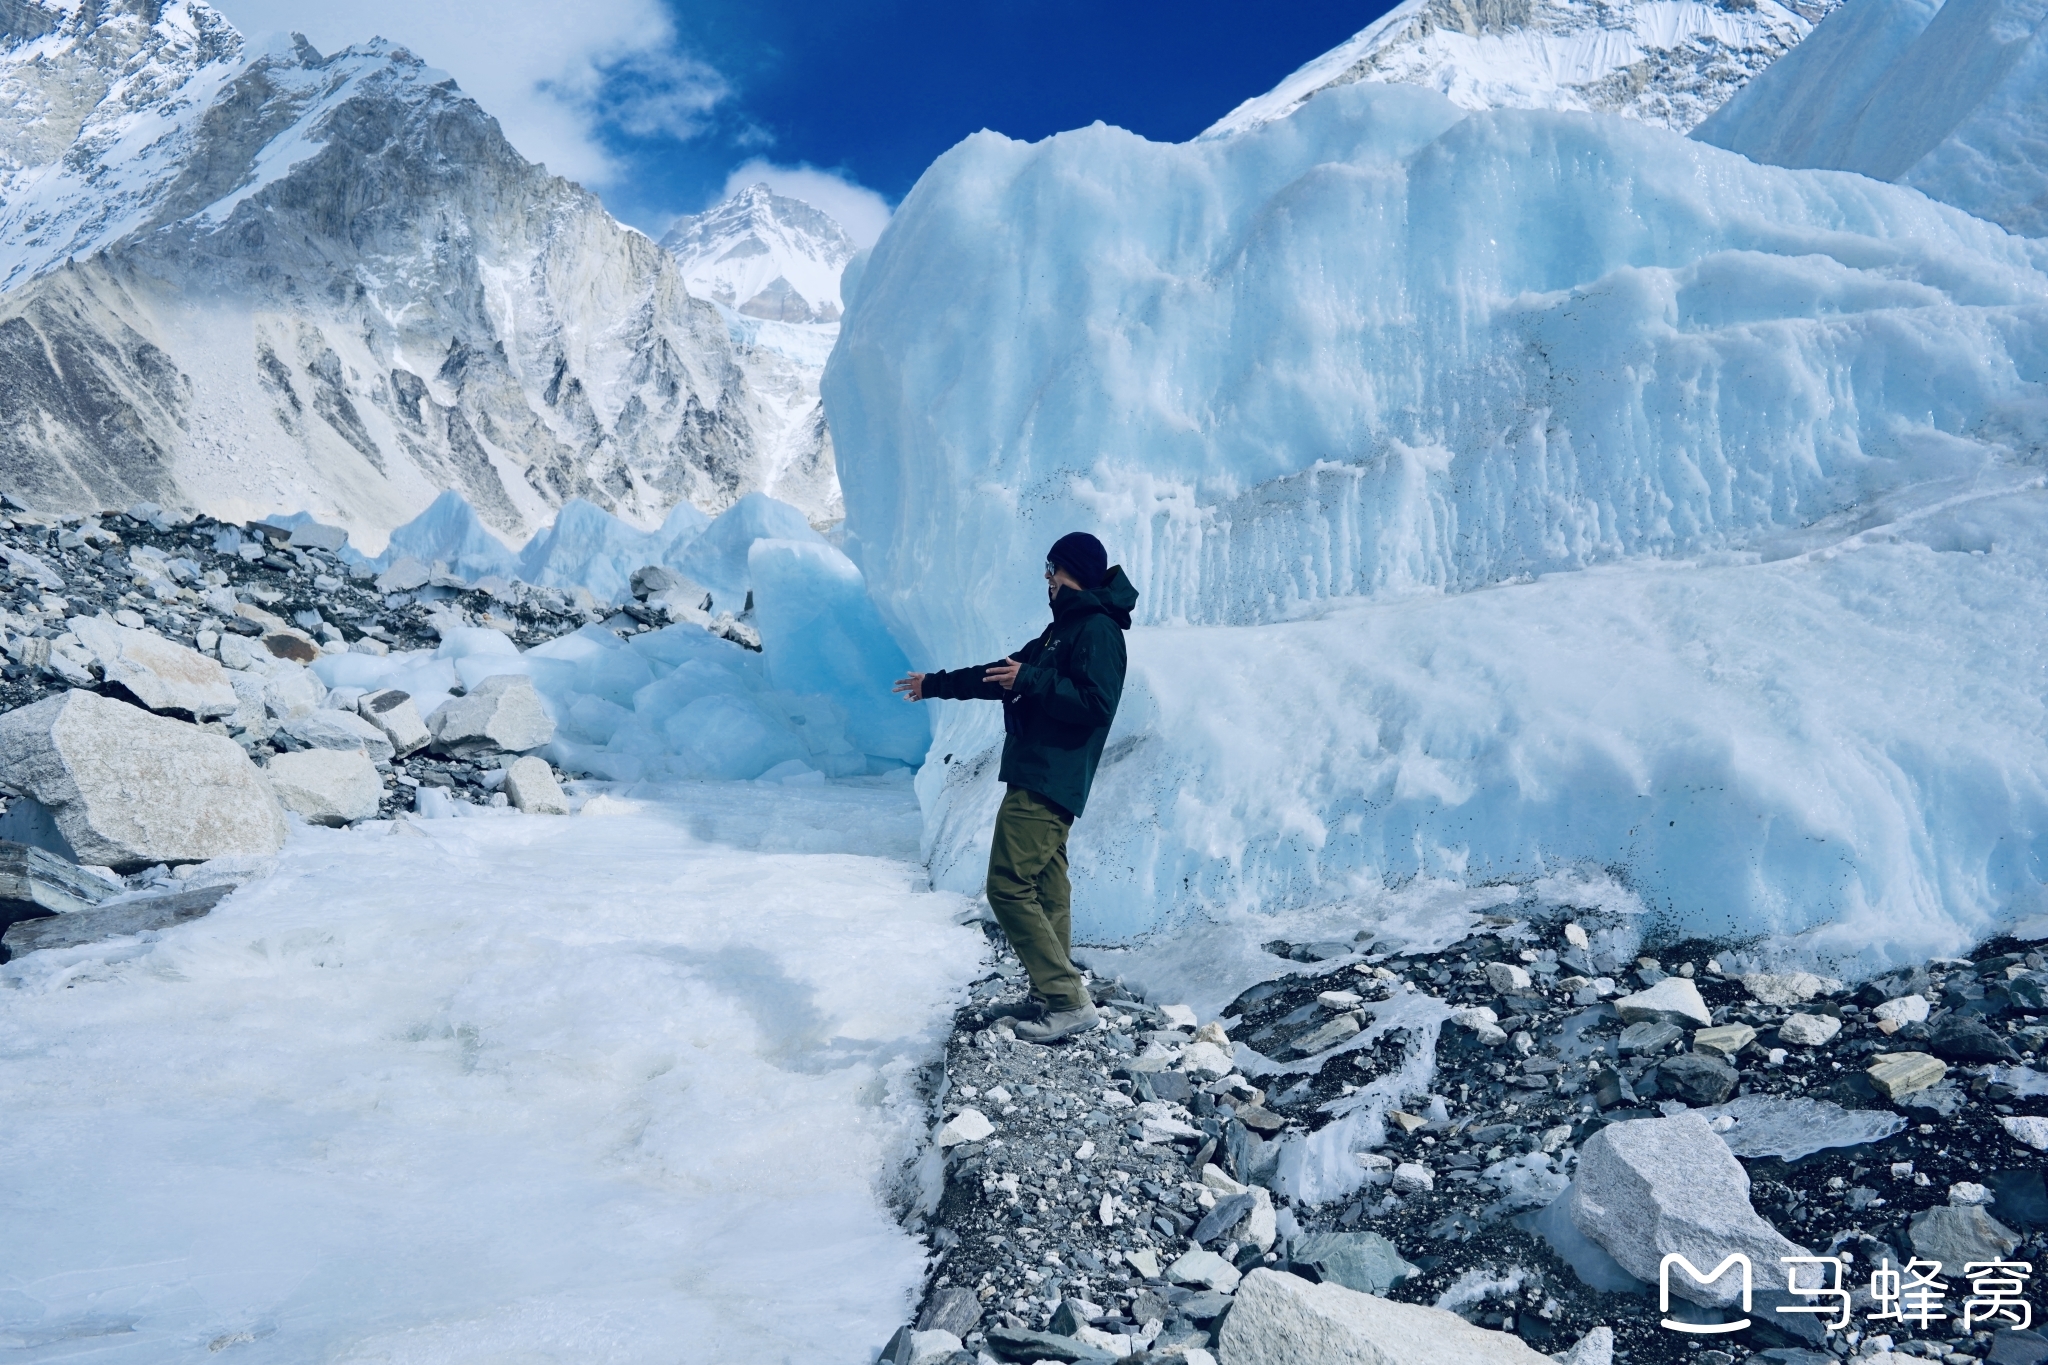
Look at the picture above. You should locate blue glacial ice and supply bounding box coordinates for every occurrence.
[379,490,521,581]
[511,499,712,603]
[826,77,2048,968]
[679,493,825,611]
[750,538,930,765]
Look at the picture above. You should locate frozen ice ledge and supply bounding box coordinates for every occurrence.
[827,78,2048,972]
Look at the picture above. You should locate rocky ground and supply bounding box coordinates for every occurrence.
[0,499,728,825]
[888,913,2048,1365]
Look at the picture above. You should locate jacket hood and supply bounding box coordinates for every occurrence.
[1057,564,1139,630]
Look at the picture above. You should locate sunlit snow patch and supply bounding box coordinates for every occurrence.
[0,781,984,1362]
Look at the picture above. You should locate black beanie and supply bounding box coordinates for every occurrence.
[1047,532,1108,589]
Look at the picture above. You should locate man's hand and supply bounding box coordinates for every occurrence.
[893,672,928,702]
[983,657,1022,691]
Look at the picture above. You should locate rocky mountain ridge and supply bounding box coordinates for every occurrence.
[0,0,835,549]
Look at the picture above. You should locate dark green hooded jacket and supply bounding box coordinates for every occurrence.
[922,566,1139,819]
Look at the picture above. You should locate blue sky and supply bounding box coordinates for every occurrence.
[213,0,1382,241]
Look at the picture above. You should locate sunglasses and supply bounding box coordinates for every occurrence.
[1044,561,1058,580]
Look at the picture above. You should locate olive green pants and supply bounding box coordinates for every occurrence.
[986,787,1087,1012]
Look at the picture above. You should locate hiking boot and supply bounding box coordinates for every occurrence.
[979,993,1050,1029]
[1013,1000,1100,1044]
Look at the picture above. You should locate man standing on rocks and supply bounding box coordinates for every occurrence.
[893,533,1138,1044]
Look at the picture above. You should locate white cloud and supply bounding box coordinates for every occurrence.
[717,160,893,248]
[205,0,721,187]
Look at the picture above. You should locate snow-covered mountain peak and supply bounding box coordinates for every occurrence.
[0,0,461,293]
[661,181,856,324]
[1205,0,1843,138]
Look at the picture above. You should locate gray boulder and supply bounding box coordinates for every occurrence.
[287,522,348,553]
[264,748,382,826]
[1910,1205,2021,1271]
[375,557,432,593]
[2008,971,2048,1011]
[0,838,115,933]
[1290,1230,1419,1295]
[915,1285,983,1337]
[280,710,394,762]
[1569,1111,1806,1306]
[69,615,237,719]
[431,674,554,756]
[1,882,235,961]
[1930,1012,2020,1063]
[1218,1268,1558,1364]
[1613,977,1712,1028]
[358,689,431,757]
[503,756,569,814]
[0,690,287,870]
[1656,1053,1739,1106]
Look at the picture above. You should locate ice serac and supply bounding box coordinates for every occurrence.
[1204,0,1844,138]
[380,492,520,582]
[749,538,930,766]
[1695,0,2048,236]
[0,0,784,544]
[679,492,824,609]
[829,79,2048,962]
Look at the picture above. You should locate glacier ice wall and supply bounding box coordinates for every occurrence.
[826,81,2048,967]
[1696,0,2048,238]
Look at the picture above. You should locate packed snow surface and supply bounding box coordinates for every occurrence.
[0,780,982,1362]
[1696,0,2048,237]
[828,79,2048,970]
[1203,0,1840,138]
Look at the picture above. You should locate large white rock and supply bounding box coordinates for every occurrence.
[1612,977,1713,1028]
[1740,972,1839,1006]
[263,748,382,826]
[1999,1115,2048,1151]
[279,710,394,762]
[1873,994,1931,1026]
[0,690,287,869]
[503,756,569,814]
[1218,1268,1556,1364]
[1778,1013,1841,1047]
[69,615,236,719]
[1166,1247,1241,1293]
[357,689,431,757]
[430,674,555,756]
[1570,1112,1806,1306]
[262,666,327,719]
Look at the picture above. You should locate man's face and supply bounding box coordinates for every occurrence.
[1045,561,1080,604]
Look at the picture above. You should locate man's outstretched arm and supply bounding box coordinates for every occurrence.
[895,659,1010,702]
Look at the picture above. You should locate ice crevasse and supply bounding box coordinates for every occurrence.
[825,78,2048,971]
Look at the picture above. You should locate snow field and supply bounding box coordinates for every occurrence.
[0,781,985,1362]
